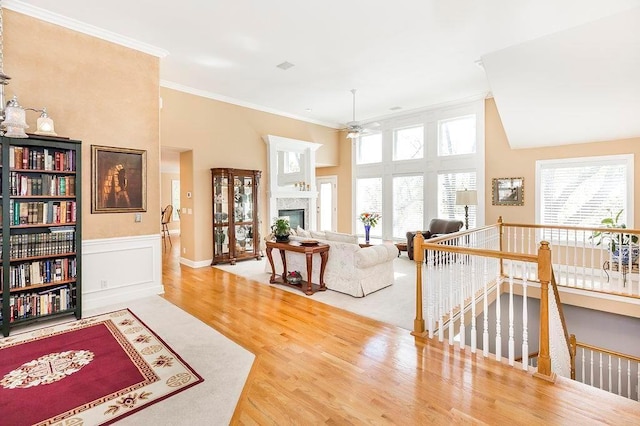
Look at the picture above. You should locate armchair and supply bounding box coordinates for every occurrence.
[406,218,464,261]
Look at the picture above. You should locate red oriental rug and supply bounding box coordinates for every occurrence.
[0,309,203,425]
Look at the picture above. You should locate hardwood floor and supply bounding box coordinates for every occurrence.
[161,237,640,424]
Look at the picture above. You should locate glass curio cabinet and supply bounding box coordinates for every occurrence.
[211,168,261,265]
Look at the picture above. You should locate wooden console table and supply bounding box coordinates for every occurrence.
[265,241,330,295]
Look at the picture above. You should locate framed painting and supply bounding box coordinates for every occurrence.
[91,145,147,213]
[492,177,524,206]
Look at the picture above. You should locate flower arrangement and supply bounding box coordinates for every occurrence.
[359,212,381,227]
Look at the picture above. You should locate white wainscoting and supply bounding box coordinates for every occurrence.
[82,234,163,312]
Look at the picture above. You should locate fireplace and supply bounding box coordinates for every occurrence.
[278,209,305,230]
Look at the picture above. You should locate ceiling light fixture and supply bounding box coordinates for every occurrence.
[346,89,361,139]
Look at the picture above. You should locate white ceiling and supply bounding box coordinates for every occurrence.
[6,0,640,147]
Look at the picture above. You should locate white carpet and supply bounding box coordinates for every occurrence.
[214,255,419,331]
[74,296,254,425]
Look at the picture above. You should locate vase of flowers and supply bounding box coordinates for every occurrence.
[286,271,302,284]
[359,212,381,243]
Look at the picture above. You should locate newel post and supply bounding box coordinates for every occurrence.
[412,231,426,336]
[534,241,556,382]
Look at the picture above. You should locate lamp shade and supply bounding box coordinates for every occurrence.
[455,189,477,206]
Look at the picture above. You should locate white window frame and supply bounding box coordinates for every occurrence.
[352,98,485,240]
[535,154,634,227]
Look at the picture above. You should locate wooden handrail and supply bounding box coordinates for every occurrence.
[515,351,539,362]
[550,271,573,360]
[502,222,640,236]
[576,341,640,363]
[422,243,538,263]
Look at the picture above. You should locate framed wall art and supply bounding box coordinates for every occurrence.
[91,145,147,213]
[492,177,524,206]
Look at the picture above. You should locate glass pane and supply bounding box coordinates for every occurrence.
[319,182,332,231]
[356,177,383,238]
[356,133,382,165]
[171,180,180,221]
[393,175,424,239]
[437,172,476,229]
[213,176,229,222]
[214,226,229,256]
[393,126,424,161]
[540,163,626,227]
[438,115,476,156]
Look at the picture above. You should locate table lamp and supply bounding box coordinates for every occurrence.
[455,189,477,230]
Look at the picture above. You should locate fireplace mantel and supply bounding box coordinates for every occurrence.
[263,135,322,230]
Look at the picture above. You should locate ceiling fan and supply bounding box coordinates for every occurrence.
[343,89,378,139]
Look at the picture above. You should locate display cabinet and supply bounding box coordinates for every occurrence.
[211,168,261,265]
[1,135,82,336]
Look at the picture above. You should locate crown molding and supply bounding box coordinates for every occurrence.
[160,80,341,129]
[3,1,168,58]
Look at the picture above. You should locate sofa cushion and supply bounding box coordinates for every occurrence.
[324,230,358,244]
[310,230,326,239]
[297,226,311,238]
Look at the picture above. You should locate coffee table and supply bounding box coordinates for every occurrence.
[265,241,330,295]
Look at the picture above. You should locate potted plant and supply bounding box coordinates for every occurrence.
[591,209,639,263]
[271,217,291,242]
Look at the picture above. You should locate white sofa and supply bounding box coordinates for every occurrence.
[265,229,398,297]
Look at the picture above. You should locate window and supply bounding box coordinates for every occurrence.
[393,126,423,161]
[438,115,476,156]
[437,172,476,228]
[392,176,424,239]
[356,177,383,238]
[356,133,382,165]
[537,155,633,227]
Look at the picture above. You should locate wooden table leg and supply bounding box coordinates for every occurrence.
[280,249,287,279]
[305,252,314,295]
[266,246,276,283]
[319,250,328,291]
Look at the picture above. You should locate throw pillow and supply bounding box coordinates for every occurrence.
[324,230,358,244]
[297,226,311,238]
[310,230,326,239]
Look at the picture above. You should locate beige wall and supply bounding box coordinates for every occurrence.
[160,87,340,262]
[161,172,180,232]
[5,11,160,239]
[317,131,353,233]
[485,98,640,226]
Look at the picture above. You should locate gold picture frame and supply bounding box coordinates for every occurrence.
[91,145,147,213]
[492,177,524,206]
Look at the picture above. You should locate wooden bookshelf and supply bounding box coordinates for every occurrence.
[1,135,82,336]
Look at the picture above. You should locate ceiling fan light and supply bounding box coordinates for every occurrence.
[346,130,359,139]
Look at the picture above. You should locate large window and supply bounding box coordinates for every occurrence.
[356,177,383,238]
[437,172,477,228]
[393,126,423,161]
[356,133,382,165]
[392,175,424,239]
[353,100,484,240]
[537,155,633,227]
[438,115,476,156]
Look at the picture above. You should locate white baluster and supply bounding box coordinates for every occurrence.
[599,353,603,390]
[508,262,515,366]
[470,254,477,354]
[495,263,502,361]
[459,253,466,349]
[482,258,489,357]
[521,265,529,370]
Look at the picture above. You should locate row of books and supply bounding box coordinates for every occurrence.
[9,200,77,225]
[8,257,77,288]
[9,146,76,172]
[8,229,76,259]
[1,285,75,323]
[9,172,76,197]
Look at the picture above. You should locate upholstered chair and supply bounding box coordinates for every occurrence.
[406,218,464,261]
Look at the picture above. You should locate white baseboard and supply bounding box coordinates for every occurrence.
[82,234,163,312]
[180,257,212,268]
